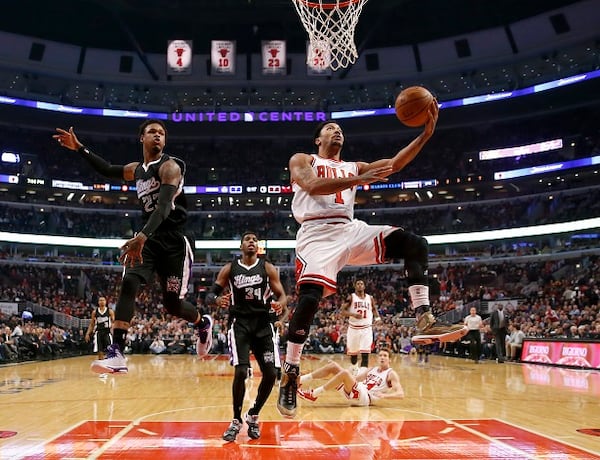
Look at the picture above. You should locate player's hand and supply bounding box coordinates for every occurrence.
[53,127,83,151]
[270,301,284,315]
[84,334,90,343]
[119,234,146,267]
[218,292,232,307]
[274,320,284,334]
[423,99,439,137]
[358,165,393,185]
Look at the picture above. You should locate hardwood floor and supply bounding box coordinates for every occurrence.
[0,353,598,459]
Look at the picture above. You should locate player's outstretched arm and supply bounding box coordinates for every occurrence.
[54,126,134,180]
[362,101,439,175]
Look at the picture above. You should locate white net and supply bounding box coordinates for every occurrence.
[292,0,369,71]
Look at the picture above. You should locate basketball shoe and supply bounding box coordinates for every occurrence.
[244,412,261,440]
[90,344,128,374]
[411,307,468,345]
[195,314,214,357]
[277,364,299,418]
[222,419,242,442]
[297,387,318,402]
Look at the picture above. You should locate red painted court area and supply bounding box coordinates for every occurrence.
[22,419,599,460]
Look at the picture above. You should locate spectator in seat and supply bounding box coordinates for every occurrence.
[149,335,167,354]
[506,324,526,361]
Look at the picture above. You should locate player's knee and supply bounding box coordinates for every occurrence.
[114,274,141,322]
[288,283,323,343]
[234,365,249,382]
[328,361,342,372]
[384,229,428,260]
[341,368,353,379]
[385,230,429,284]
[298,283,323,305]
[261,365,277,384]
[120,273,141,299]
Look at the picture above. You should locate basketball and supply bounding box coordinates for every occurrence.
[394,86,434,127]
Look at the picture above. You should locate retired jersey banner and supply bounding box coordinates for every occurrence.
[211,40,236,75]
[262,40,286,75]
[306,41,332,76]
[167,40,193,75]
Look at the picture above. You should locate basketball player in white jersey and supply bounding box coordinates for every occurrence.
[297,348,404,406]
[277,104,468,418]
[340,279,380,372]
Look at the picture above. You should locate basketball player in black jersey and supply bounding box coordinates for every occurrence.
[207,231,288,442]
[85,296,114,360]
[54,120,213,374]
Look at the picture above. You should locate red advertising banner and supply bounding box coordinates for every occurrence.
[521,339,600,369]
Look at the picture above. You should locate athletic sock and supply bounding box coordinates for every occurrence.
[285,342,303,366]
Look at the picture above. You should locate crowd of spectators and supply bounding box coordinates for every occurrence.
[0,316,87,363]
[1,251,598,365]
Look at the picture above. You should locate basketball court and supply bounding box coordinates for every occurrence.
[1,1,598,459]
[1,353,598,459]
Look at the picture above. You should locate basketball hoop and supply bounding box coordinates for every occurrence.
[292,0,369,71]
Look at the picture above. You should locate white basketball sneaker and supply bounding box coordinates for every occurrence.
[91,344,128,374]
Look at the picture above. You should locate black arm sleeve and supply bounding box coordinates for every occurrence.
[140,184,178,238]
[77,146,124,179]
[205,283,224,305]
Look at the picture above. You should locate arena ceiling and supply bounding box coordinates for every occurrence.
[0,0,582,55]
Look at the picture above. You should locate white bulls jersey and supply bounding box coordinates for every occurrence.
[364,366,393,394]
[339,365,394,406]
[348,293,374,328]
[291,154,359,224]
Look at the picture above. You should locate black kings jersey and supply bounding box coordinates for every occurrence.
[135,154,187,232]
[228,258,272,318]
[95,307,111,333]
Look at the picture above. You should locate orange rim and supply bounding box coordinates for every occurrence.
[295,0,361,9]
